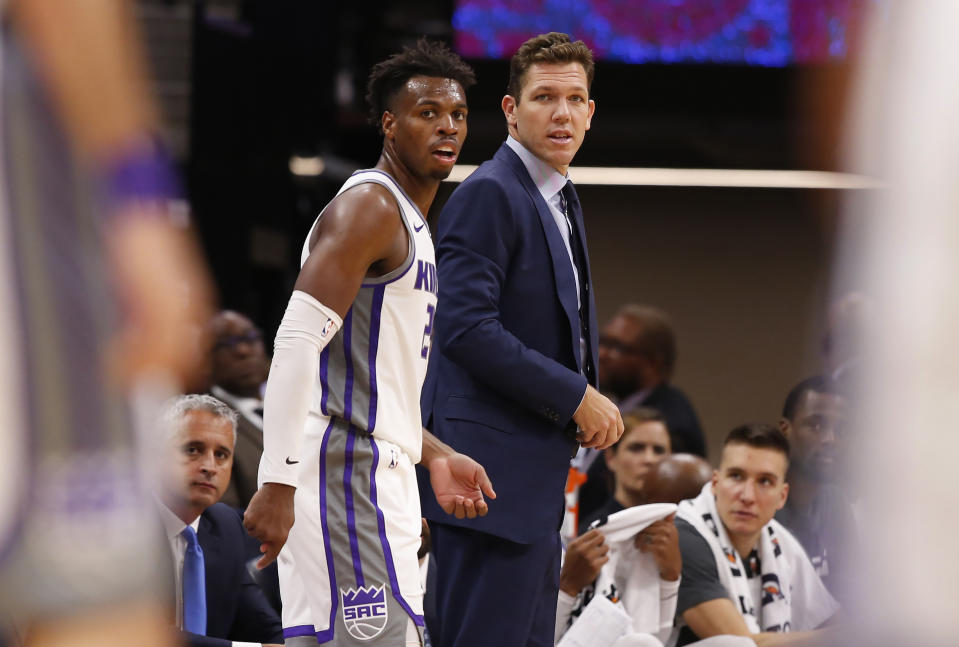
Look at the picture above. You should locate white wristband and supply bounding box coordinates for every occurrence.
[258,290,342,487]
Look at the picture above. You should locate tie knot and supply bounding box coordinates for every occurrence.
[180,525,199,547]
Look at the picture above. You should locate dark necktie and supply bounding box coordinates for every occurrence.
[560,181,595,384]
[181,525,207,635]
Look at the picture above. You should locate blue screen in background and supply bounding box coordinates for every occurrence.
[453,0,874,66]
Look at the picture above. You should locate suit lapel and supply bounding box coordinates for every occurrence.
[494,145,581,361]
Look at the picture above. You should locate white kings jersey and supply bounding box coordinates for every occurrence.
[300,170,437,463]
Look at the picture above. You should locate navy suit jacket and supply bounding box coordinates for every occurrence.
[183,503,282,647]
[420,143,598,544]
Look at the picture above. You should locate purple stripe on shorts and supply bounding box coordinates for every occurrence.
[317,418,338,642]
[367,286,385,431]
[342,308,354,422]
[369,441,426,627]
[319,345,330,416]
[282,624,316,639]
[343,425,364,587]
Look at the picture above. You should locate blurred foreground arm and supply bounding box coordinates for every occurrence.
[12,0,214,389]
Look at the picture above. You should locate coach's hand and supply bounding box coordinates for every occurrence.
[573,385,624,450]
[243,482,296,569]
[560,529,609,596]
[428,452,496,519]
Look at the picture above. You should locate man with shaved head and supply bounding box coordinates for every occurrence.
[643,453,714,506]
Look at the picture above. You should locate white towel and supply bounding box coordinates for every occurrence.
[676,483,839,635]
[560,503,679,646]
[597,504,679,637]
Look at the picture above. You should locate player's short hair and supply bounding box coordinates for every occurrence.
[365,39,476,132]
[610,406,669,453]
[781,375,840,420]
[161,393,238,445]
[507,32,595,102]
[723,423,790,461]
[617,303,677,379]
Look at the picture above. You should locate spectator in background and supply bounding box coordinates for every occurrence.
[208,310,269,508]
[578,304,705,524]
[558,409,679,645]
[598,304,705,456]
[157,395,282,647]
[579,407,672,534]
[776,376,856,602]
[643,453,714,506]
[672,424,839,646]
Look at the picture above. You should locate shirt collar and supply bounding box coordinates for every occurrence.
[157,499,201,541]
[505,135,569,204]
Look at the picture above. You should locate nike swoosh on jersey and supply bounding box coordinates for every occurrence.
[413,222,425,232]
[285,457,299,465]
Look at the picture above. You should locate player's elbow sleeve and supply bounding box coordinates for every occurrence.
[259,291,342,487]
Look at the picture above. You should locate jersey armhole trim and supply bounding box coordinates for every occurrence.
[354,177,416,286]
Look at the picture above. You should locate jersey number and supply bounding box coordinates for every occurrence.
[421,303,435,359]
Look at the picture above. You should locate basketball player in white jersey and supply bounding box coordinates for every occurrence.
[243,41,494,647]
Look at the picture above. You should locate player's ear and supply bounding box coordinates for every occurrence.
[502,95,517,128]
[381,111,396,139]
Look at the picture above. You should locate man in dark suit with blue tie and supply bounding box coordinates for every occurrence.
[157,394,283,647]
[420,32,624,647]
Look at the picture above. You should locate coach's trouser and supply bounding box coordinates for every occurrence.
[429,522,561,647]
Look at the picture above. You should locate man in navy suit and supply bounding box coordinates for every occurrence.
[420,32,624,647]
[157,394,282,647]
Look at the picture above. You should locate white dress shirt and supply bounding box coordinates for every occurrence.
[158,502,200,630]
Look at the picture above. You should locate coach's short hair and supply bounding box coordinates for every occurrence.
[723,423,790,461]
[365,39,476,131]
[161,394,238,445]
[507,32,594,102]
[781,375,840,420]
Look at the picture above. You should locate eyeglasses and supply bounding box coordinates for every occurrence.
[598,336,641,356]
[213,330,262,352]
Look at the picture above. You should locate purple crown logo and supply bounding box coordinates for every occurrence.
[341,584,389,639]
[341,585,385,608]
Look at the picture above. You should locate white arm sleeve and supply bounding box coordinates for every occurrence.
[257,290,342,488]
[658,576,680,637]
[554,589,577,644]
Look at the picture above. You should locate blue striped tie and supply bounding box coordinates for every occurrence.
[181,526,207,634]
